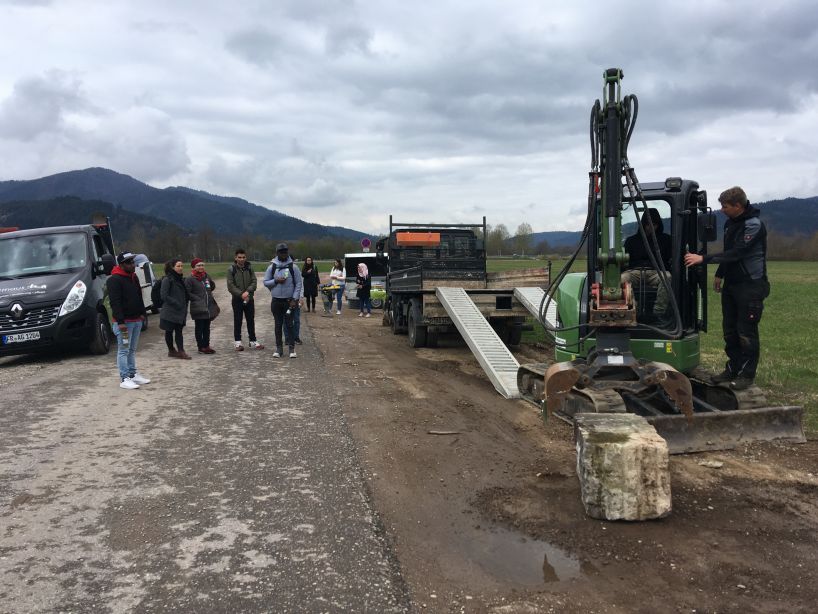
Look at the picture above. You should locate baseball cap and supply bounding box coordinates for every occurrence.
[117,251,136,264]
[275,242,289,252]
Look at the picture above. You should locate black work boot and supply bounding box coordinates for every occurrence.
[730,375,755,391]
[711,369,735,384]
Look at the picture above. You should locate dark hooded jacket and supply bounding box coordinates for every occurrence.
[159,270,189,326]
[106,266,146,324]
[704,204,767,284]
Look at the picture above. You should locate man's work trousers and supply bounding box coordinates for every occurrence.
[621,268,670,317]
[721,278,770,379]
[270,298,295,352]
[232,297,257,342]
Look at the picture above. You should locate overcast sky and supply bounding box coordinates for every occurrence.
[1,0,816,236]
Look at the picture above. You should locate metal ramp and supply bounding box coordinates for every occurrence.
[435,287,520,399]
[513,286,558,328]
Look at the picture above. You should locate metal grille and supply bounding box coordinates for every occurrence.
[0,305,61,333]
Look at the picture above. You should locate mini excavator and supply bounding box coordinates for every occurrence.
[517,69,804,453]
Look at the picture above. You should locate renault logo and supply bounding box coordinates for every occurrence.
[10,303,24,320]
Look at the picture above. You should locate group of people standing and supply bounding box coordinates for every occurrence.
[106,246,376,389]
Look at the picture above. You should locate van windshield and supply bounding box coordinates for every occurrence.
[0,233,88,278]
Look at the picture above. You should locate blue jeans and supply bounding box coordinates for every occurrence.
[359,297,372,314]
[113,320,142,381]
[336,286,345,310]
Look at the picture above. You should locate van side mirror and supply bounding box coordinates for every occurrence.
[99,253,115,275]
[698,212,718,243]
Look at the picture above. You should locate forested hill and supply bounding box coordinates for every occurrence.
[0,167,365,241]
[0,197,187,243]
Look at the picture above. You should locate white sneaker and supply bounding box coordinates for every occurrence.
[365,313,371,318]
[273,351,281,358]
[131,373,151,385]
[336,310,341,315]
[358,312,364,317]
[120,378,140,390]
[289,350,297,358]
[250,341,265,350]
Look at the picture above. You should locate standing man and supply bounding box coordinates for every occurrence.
[226,248,264,351]
[684,186,769,390]
[106,252,150,390]
[263,243,303,358]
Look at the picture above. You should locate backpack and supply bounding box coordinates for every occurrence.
[151,277,164,309]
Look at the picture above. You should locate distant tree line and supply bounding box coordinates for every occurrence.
[123,224,364,264]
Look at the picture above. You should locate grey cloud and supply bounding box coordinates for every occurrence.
[325,22,372,56]
[225,27,284,67]
[0,71,88,141]
[277,178,347,208]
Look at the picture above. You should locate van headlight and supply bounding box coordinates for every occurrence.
[59,281,87,316]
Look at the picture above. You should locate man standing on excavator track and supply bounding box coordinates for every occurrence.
[684,186,769,391]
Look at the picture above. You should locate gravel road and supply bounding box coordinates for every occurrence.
[0,285,409,613]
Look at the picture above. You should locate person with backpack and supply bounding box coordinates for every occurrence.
[158,259,192,359]
[185,258,219,354]
[226,248,264,351]
[263,243,303,358]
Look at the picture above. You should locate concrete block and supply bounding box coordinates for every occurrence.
[574,413,671,521]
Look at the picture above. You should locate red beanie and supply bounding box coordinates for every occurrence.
[191,258,203,268]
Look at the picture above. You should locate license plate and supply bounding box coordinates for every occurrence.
[2,331,41,344]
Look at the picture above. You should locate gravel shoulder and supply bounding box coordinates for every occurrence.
[311,308,818,613]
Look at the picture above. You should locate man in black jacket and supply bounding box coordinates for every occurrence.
[685,186,769,390]
[106,252,150,390]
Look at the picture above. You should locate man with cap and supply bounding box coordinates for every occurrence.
[106,252,150,389]
[263,243,303,358]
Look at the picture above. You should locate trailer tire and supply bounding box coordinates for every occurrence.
[408,300,427,348]
[88,310,112,355]
[507,322,522,346]
[426,328,439,348]
[391,300,404,334]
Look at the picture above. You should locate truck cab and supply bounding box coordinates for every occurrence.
[0,223,116,357]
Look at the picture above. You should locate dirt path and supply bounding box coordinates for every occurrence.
[311,308,818,613]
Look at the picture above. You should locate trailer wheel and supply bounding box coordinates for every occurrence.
[391,300,404,334]
[408,300,427,348]
[371,298,384,309]
[426,328,439,348]
[88,310,112,355]
[507,323,522,346]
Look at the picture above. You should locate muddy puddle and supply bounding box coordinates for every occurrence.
[458,526,582,587]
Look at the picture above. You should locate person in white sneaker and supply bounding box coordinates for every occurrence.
[106,252,149,389]
[329,259,346,315]
[356,262,372,318]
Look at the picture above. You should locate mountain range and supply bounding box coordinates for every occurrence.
[1,168,816,248]
[0,167,365,241]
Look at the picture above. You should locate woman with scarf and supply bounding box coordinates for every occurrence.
[356,262,372,317]
[159,259,192,359]
[301,256,320,312]
[329,258,346,315]
[184,258,219,354]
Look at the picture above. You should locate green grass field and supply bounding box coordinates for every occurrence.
[501,257,817,433]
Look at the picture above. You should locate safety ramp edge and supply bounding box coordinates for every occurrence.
[435,287,520,399]
[513,286,557,328]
